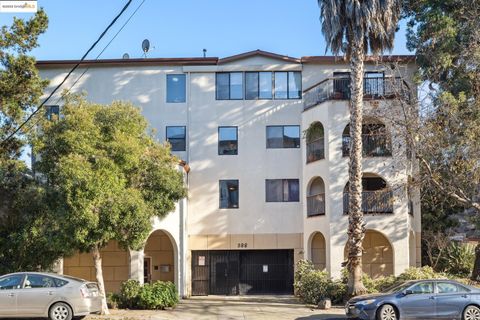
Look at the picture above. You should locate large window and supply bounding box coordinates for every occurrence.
[266,179,299,202]
[0,274,23,290]
[219,180,239,209]
[216,72,243,100]
[266,125,300,148]
[166,126,186,151]
[218,126,238,155]
[166,74,186,103]
[216,71,301,100]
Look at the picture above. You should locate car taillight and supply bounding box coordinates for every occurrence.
[80,286,90,298]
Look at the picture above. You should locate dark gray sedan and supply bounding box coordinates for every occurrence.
[345,279,480,320]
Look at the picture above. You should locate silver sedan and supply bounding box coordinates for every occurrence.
[0,272,102,320]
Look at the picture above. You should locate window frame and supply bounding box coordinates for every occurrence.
[0,274,25,290]
[265,179,300,203]
[218,126,238,155]
[166,74,186,103]
[215,72,244,100]
[266,125,301,149]
[219,179,239,209]
[23,274,58,289]
[166,126,187,152]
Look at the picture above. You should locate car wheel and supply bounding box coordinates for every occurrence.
[464,305,480,320]
[49,302,73,320]
[377,304,398,320]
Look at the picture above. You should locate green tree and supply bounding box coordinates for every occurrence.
[317,0,402,296]
[33,95,186,314]
[403,0,480,280]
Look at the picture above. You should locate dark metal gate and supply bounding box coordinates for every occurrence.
[191,249,293,296]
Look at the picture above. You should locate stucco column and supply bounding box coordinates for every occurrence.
[52,258,64,275]
[129,249,144,284]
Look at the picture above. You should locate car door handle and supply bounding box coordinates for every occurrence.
[461,294,468,298]
[429,296,435,300]
[7,293,15,297]
[48,291,54,295]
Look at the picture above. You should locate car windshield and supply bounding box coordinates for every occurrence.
[382,282,414,293]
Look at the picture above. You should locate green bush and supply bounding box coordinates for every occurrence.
[117,280,178,310]
[442,243,475,277]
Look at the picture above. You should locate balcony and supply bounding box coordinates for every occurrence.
[303,76,408,110]
[343,190,393,214]
[306,138,325,163]
[342,133,392,157]
[307,193,325,217]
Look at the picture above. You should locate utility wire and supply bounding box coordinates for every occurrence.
[1,0,133,148]
[19,0,147,137]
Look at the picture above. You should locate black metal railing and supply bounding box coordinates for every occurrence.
[306,138,325,163]
[342,133,392,157]
[307,193,326,216]
[343,190,393,214]
[303,77,408,110]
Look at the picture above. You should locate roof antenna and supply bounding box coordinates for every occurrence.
[203,48,207,58]
[142,39,150,58]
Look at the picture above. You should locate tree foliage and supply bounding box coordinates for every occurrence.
[33,94,186,312]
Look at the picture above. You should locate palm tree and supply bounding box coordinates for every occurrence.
[317,0,402,296]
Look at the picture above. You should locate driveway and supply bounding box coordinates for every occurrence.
[87,296,347,320]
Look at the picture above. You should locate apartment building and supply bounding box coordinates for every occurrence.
[36,50,420,297]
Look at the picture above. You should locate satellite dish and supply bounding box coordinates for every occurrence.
[142,39,150,57]
[122,53,130,59]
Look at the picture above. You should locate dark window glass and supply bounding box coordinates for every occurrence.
[436,282,468,293]
[409,282,434,294]
[53,278,68,287]
[266,179,299,202]
[24,274,56,289]
[266,125,300,148]
[166,74,186,103]
[288,72,302,99]
[0,274,23,290]
[219,180,239,208]
[245,72,259,100]
[274,72,288,99]
[230,72,243,99]
[166,126,186,151]
[218,127,238,155]
[259,72,273,99]
[46,105,60,121]
[216,73,230,100]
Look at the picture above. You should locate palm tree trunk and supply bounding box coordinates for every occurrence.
[347,40,367,297]
[92,245,109,315]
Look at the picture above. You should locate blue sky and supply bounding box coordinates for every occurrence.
[0,0,412,61]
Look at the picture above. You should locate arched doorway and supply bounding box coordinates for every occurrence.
[307,177,326,216]
[310,232,326,270]
[143,230,176,284]
[344,230,394,279]
[342,118,392,157]
[305,121,325,163]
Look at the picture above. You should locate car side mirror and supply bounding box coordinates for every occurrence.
[404,289,413,295]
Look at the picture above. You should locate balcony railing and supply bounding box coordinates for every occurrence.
[342,133,392,157]
[343,190,393,214]
[306,138,325,163]
[303,77,408,110]
[307,193,326,217]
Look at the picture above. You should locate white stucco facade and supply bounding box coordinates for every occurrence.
[38,50,420,296]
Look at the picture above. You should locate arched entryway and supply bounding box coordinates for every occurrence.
[342,118,392,157]
[305,121,325,163]
[307,177,326,216]
[143,230,176,284]
[344,230,394,279]
[310,232,326,270]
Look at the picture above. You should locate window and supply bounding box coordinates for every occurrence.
[166,126,186,151]
[46,105,60,121]
[266,179,299,202]
[24,274,56,289]
[218,126,238,155]
[216,71,300,100]
[219,180,239,208]
[409,282,434,294]
[0,274,23,290]
[266,125,300,148]
[436,282,469,294]
[216,72,243,100]
[166,74,186,103]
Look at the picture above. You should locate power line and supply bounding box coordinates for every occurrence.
[1,0,133,148]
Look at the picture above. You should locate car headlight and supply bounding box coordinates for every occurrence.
[355,299,376,306]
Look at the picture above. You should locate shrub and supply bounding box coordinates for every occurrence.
[117,280,178,310]
[442,243,475,277]
[106,292,120,309]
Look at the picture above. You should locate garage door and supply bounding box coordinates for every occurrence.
[191,250,294,295]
